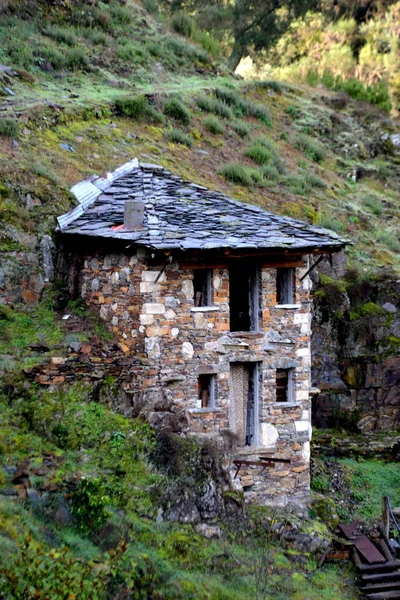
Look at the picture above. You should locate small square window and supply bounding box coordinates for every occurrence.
[276,368,293,403]
[276,268,296,304]
[193,269,212,307]
[198,374,216,408]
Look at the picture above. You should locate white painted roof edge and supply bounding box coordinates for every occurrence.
[56,158,139,230]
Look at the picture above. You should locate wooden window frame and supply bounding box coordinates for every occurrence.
[276,368,294,403]
[276,268,296,305]
[229,264,262,333]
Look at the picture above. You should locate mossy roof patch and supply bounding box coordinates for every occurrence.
[57,159,348,253]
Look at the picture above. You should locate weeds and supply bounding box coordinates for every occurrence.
[376,229,400,253]
[232,120,251,137]
[114,95,149,119]
[43,25,78,46]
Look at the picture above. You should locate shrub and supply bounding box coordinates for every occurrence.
[196,93,215,112]
[256,79,283,93]
[241,100,271,125]
[304,172,326,188]
[110,4,133,25]
[245,143,276,166]
[211,99,233,119]
[163,36,208,63]
[214,87,242,107]
[219,163,253,186]
[43,25,78,46]
[6,41,33,69]
[0,118,19,139]
[163,97,191,125]
[71,477,111,532]
[84,28,108,45]
[260,164,279,181]
[115,95,148,119]
[296,134,326,163]
[232,120,251,138]
[171,11,195,38]
[165,127,193,147]
[37,46,66,70]
[203,115,224,134]
[65,47,89,71]
[319,216,346,233]
[192,30,219,57]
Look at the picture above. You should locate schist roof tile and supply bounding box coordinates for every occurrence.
[57,160,348,252]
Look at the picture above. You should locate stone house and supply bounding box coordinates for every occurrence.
[57,159,346,507]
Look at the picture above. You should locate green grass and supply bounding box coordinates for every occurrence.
[376,229,400,253]
[363,194,383,215]
[232,120,252,138]
[165,127,193,147]
[114,95,149,119]
[339,458,400,520]
[195,93,233,119]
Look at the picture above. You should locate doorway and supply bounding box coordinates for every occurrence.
[230,362,260,447]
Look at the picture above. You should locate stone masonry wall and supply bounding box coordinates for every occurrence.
[79,248,314,508]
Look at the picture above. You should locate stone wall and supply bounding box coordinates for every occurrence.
[76,245,315,507]
[312,277,400,432]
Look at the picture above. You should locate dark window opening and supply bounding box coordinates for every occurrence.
[229,263,261,332]
[276,368,293,403]
[193,269,212,307]
[198,374,216,408]
[276,268,296,304]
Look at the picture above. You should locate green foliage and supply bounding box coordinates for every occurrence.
[219,163,254,186]
[165,127,193,147]
[71,478,111,532]
[31,163,62,186]
[245,142,275,166]
[43,25,78,46]
[349,301,387,321]
[114,95,149,119]
[171,11,195,38]
[195,93,233,119]
[295,134,327,163]
[203,115,224,134]
[110,4,133,25]
[255,79,283,93]
[0,537,106,599]
[192,29,220,57]
[214,87,242,107]
[240,100,272,126]
[232,120,251,137]
[0,118,19,139]
[65,47,90,71]
[163,97,192,125]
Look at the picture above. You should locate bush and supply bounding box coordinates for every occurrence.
[110,4,133,25]
[260,164,279,181]
[165,127,193,147]
[115,95,148,119]
[37,46,66,70]
[241,100,271,125]
[296,134,326,163]
[192,30,219,57]
[232,120,251,138]
[84,28,108,45]
[219,163,253,186]
[196,93,215,112]
[71,477,111,532]
[0,118,19,139]
[6,41,33,69]
[203,115,224,134]
[163,97,191,125]
[65,47,89,71]
[256,79,283,93]
[245,143,276,166]
[214,87,242,107]
[43,25,78,46]
[163,36,208,63]
[319,216,346,233]
[171,11,195,38]
[211,99,233,120]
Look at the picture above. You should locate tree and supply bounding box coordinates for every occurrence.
[161,0,323,69]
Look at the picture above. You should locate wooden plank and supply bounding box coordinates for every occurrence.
[361,582,400,593]
[383,497,390,541]
[362,573,400,583]
[338,522,358,540]
[363,592,400,599]
[378,538,395,563]
[356,561,400,573]
[354,535,386,564]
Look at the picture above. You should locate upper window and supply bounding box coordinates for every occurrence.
[229,263,261,332]
[193,269,212,307]
[276,368,293,403]
[276,268,296,304]
[198,374,216,409]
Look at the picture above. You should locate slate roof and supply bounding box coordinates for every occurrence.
[57,160,347,252]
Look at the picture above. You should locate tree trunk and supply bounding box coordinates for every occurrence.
[227,38,245,72]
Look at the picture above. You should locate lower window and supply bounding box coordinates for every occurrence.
[198,374,216,408]
[276,368,294,403]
